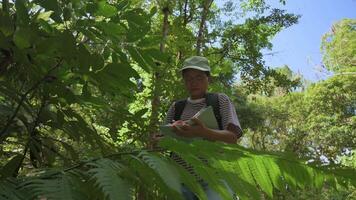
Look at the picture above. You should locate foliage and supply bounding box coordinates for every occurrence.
[239,74,356,164]
[0,0,159,171]
[321,18,356,72]
[1,138,355,200]
[1,0,354,199]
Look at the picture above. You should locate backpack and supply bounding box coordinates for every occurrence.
[173,93,223,130]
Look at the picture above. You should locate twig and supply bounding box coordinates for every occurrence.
[0,60,62,143]
[13,141,30,177]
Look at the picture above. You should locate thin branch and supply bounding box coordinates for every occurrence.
[29,94,47,137]
[13,141,30,177]
[0,59,63,143]
[196,0,214,55]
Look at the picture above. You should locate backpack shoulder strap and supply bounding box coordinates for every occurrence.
[174,99,187,121]
[205,93,223,130]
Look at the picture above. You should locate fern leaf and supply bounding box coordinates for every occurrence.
[20,171,87,200]
[234,157,262,199]
[247,155,274,198]
[168,160,208,200]
[159,138,356,199]
[211,158,251,200]
[278,159,299,190]
[128,154,182,199]
[0,154,23,178]
[0,178,27,200]
[261,157,284,192]
[159,138,233,198]
[87,158,133,200]
[170,149,232,199]
[139,151,185,199]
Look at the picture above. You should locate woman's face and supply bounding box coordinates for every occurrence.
[182,69,209,99]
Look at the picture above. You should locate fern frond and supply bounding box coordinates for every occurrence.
[231,156,261,199]
[159,138,356,199]
[20,170,87,200]
[212,158,255,200]
[167,159,208,200]
[139,151,182,196]
[128,154,181,199]
[161,139,234,199]
[87,158,133,200]
[0,178,27,200]
[246,155,274,198]
[261,157,284,191]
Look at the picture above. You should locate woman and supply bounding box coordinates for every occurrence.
[162,56,242,200]
[165,56,242,142]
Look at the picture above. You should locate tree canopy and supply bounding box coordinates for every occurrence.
[0,0,355,199]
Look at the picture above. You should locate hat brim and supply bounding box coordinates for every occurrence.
[180,65,210,72]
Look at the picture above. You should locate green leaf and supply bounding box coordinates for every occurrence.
[144,48,168,63]
[96,1,117,17]
[248,156,273,198]
[0,179,26,200]
[21,171,87,200]
[88,159,133,200]
[123,9,150,42]
[149,6,158,17]
[96,21,126,39]
[59,31,77,59]
[13,27,32,49]
[34,0,62,22]
[116,0,130,11]
[36,11,54,21]
[129,155,183,200]
[127,46,152,72]
[0,13,14,36]
[0,155,23,178]
[262,157,284,191]
[170,161,207,200]
[93,62,138,94]
[212,159,250,200]
[140,152,182,195]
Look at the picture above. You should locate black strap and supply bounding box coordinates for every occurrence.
[205,93,223,130]
[174,99,187,121]
[173,93,223,130]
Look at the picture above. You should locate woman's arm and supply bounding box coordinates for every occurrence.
[172,118,240,144]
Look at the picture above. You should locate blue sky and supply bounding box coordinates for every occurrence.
[264,0,356,81]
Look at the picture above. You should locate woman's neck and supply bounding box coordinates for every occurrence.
[189,93,206,100]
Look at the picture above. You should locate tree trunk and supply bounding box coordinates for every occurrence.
[196,0,213,55]
[147,6,170,147]
[160,7,170,52]
[177,0,195,61]
[139,8,170,200]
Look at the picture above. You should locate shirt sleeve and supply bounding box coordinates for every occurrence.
[164,102,175,124]
[218,93,243,137]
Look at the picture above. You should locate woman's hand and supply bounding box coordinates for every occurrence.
[172,118,206,138]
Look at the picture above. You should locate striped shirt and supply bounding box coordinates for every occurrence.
[165,93,242,133]
[164,93,242,181]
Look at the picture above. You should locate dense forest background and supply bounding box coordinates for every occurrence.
[0,0,355,199]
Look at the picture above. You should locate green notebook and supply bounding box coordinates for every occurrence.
[160,106,219,141]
